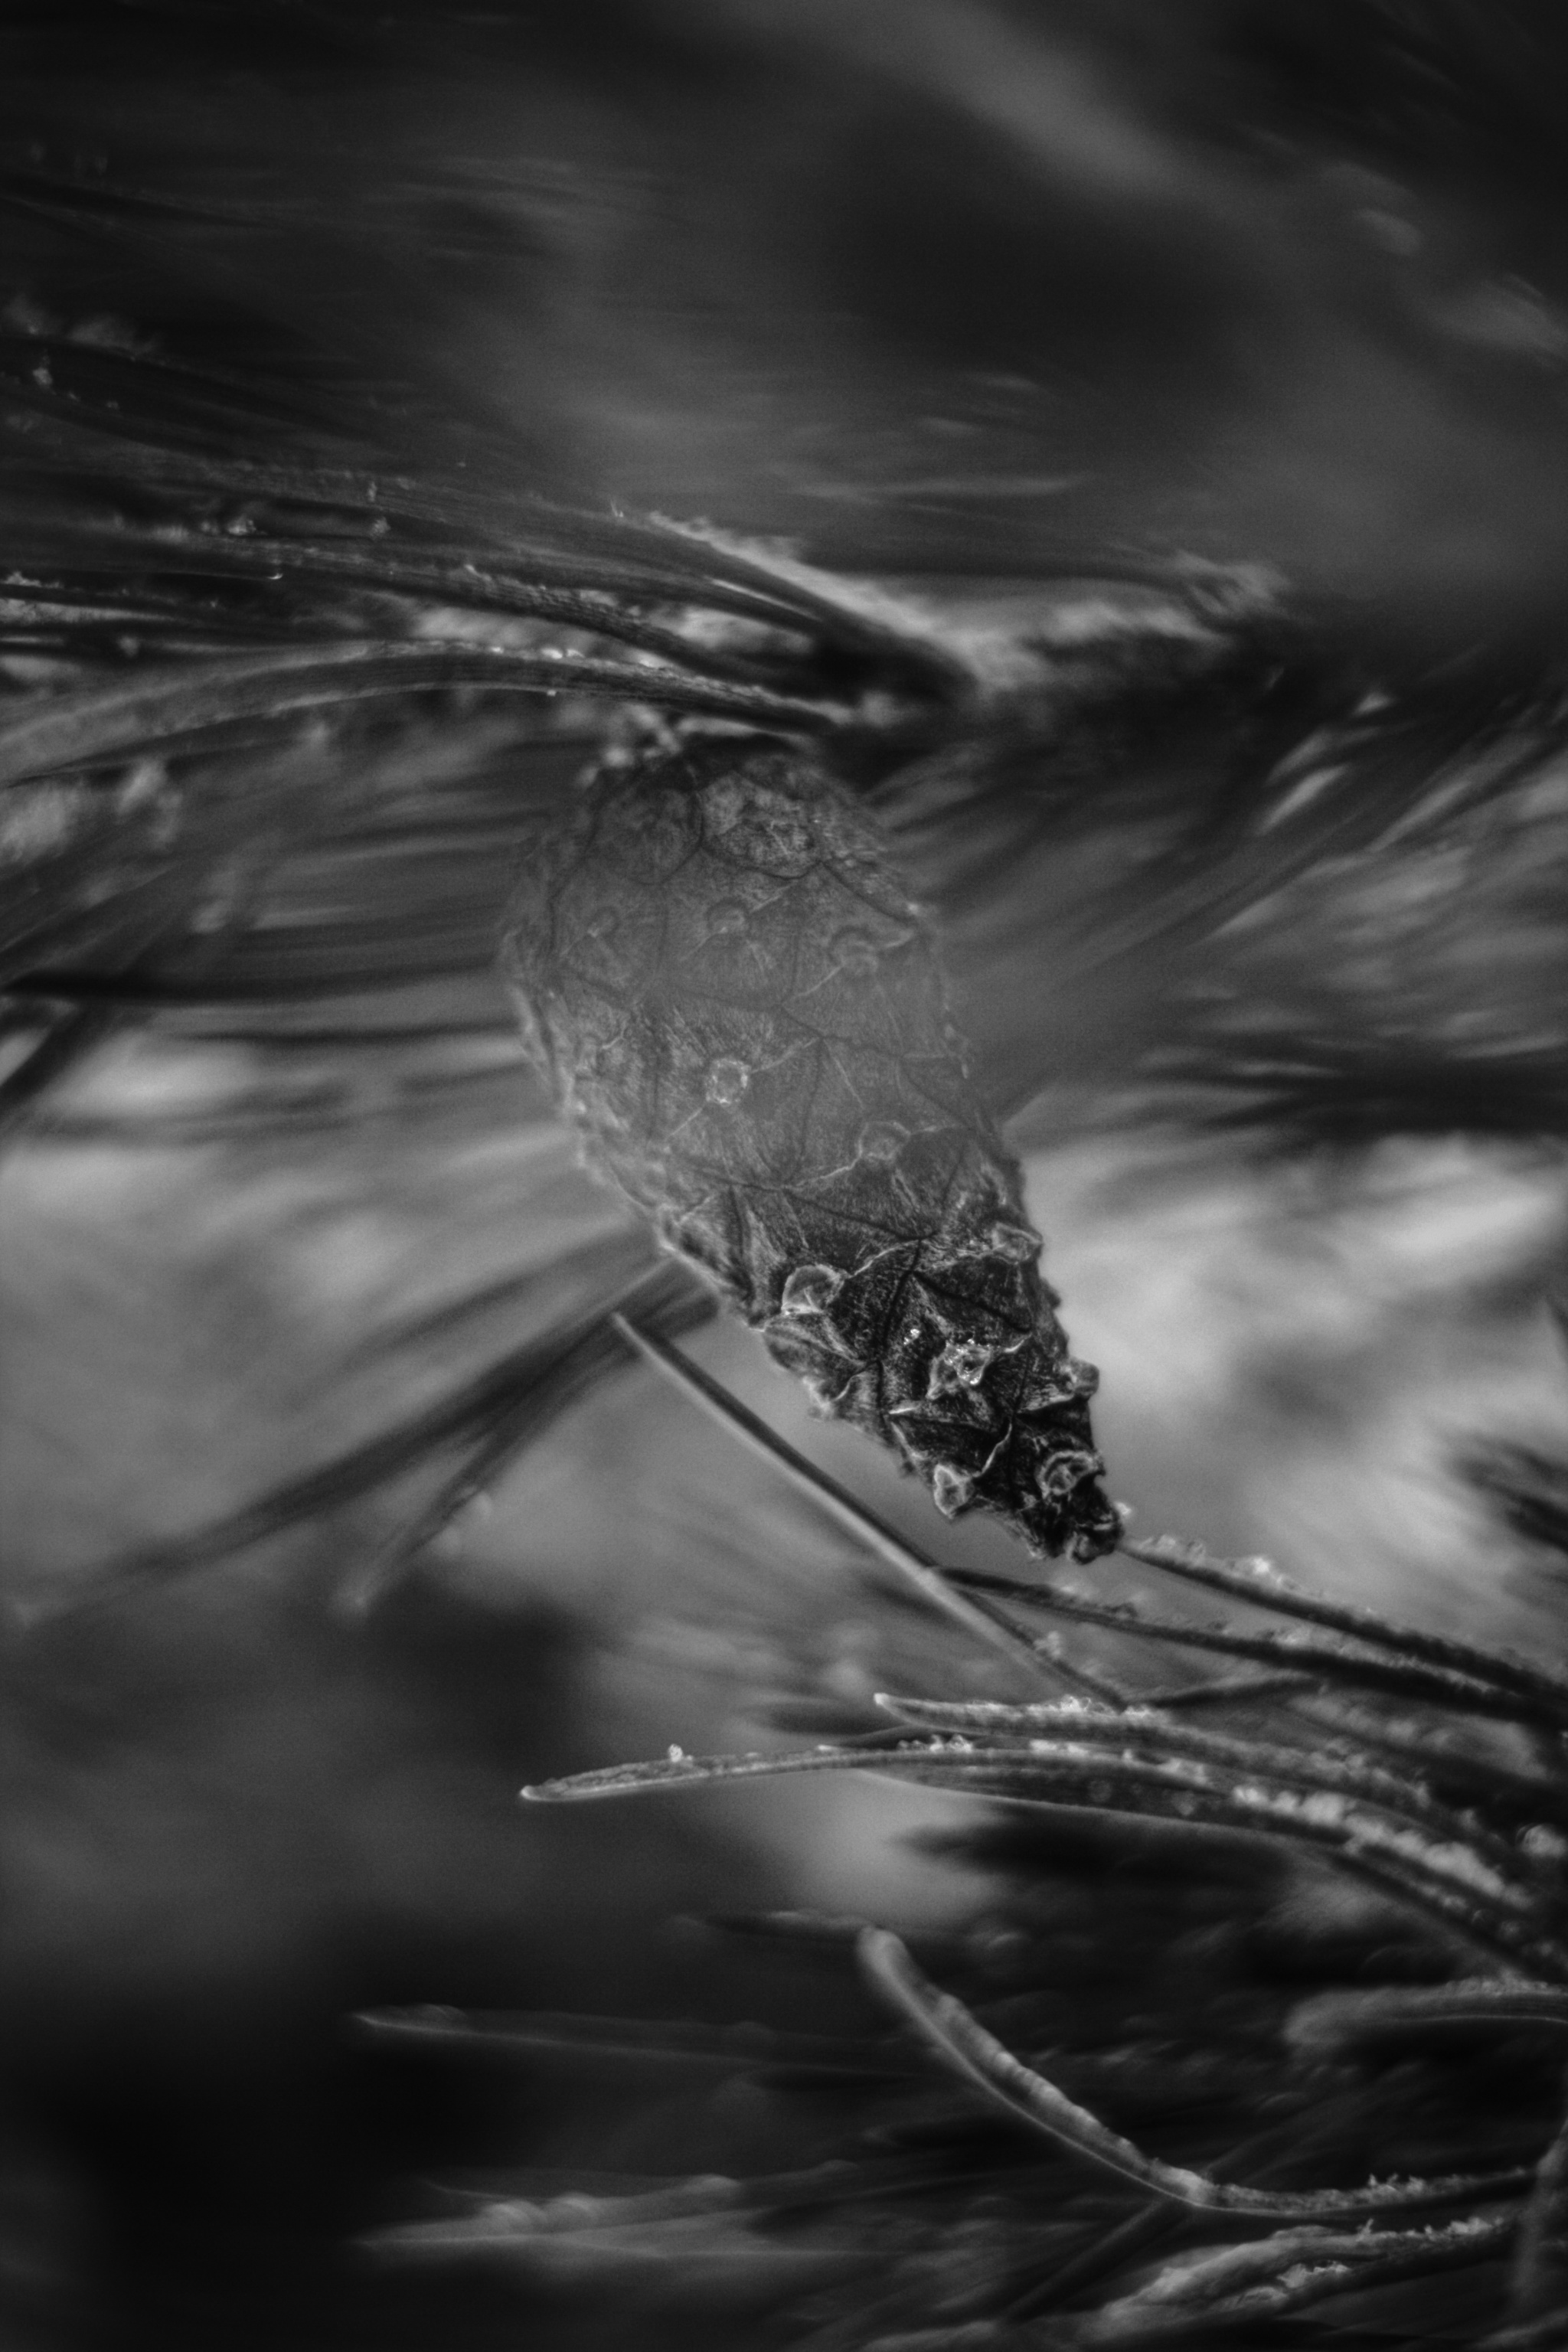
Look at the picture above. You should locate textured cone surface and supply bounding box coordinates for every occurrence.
[503,733,1117,1560]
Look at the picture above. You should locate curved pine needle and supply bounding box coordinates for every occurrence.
[1074,2213,1519,2347]
[1289,1983,1568,2056]
[870,1694,1528,1880]
[525,1734,1566,1975]
[858,1928,1530,2222]
[1132,1668,1313,1710]
[1122,1535,1568,1726]
[1287,1690,1564,1812]
[948,1565,1563,1726]
[523,1743,916,1803]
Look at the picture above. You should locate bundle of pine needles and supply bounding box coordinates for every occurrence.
[343,1327,1568,2350]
